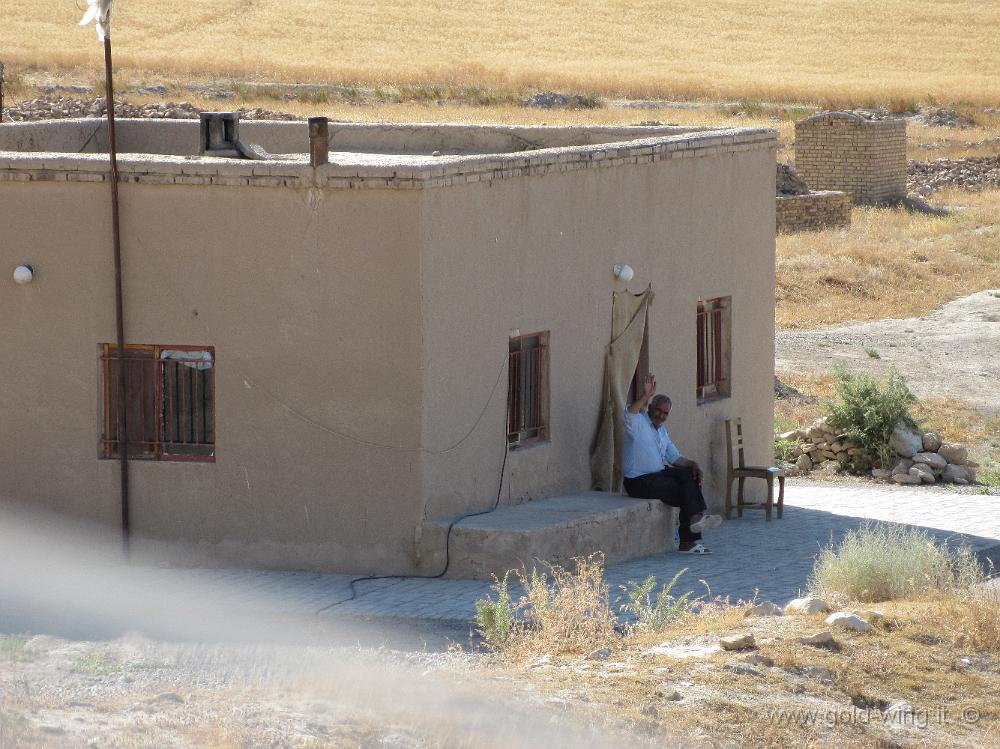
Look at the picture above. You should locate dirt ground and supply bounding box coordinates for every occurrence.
[776,289,1000,417]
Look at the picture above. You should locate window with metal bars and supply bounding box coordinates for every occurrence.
[101,344,216,461]
[507,332,549,446]
[696,297,731,402]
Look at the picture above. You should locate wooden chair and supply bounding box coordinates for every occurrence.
[724,418,785,521]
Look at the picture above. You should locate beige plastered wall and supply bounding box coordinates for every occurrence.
[1,123,777,576]
[416,144,777,559]
[0,180,424,573]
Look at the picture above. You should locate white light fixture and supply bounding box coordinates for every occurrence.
[13,265,34,285]
[613,263,634,282]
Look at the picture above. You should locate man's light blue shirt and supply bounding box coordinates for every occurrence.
[622,407,683,479]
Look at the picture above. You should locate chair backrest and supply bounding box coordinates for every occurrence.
[724,418,746,474]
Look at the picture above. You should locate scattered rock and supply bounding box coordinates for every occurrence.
[824,612,873,632]
[640,704,658,717]
[746,602,783,617]
[719,633,756,651]
[892,472,921,485]
[744,653,774,667]
[858,610,886,625]
[871,468,892,480]
[790,665,835,684]
[774,376,814,402]
[795,454,813,472]
[908,463,936,484]
[656,685,683,701]
[776,162,811,196]
[943,464,970,483]
[908,156,1000,195]
[522,91,599,109]
[587,647,611,661]
[919,108,977,129]
[39,725,66,734]
[890,458,914,476]
[912,451,948,470]
[938,443,968,465]
[885,700,916,720]
[723,661,765,677]
[922,432,942,452]
[889,423,923,458]
[785,597,830,615]
[798,631,836,647]
[1,95,299,122]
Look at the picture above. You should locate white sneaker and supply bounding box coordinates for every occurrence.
[690,514,722,533]
[679,542,713,555]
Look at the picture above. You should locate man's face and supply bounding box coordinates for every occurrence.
[648,401,670,427]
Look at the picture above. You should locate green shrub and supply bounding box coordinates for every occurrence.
[978,463,1000,488]
[827,366,918,467]
[619,568,705,632]
[474,571,515,651]
[774,438,797,464]
[809,522,986,602]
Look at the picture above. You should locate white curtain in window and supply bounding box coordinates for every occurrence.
[161,349,213,370]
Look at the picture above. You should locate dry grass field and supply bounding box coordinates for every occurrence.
[775,188,1000,330]
[4,0,1000,105]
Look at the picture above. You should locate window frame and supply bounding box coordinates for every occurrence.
[100,343,216,462]
[696,297,731,403]
[507,331,550,448]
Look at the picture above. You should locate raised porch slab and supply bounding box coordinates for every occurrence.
[418,492,677,580]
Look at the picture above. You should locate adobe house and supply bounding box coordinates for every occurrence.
[0,117,778,576]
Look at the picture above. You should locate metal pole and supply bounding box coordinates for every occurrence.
[0,61,5,123]
[103,35,130,556]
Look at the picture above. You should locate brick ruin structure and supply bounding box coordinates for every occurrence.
[794,112,906,205]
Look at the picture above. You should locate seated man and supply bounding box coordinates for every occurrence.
[622,373,722,554]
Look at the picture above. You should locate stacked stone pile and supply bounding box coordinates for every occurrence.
[776,162,810,196]
[1,95,299,122]
[874,424,977,485]
[908,157,1000,194]
[779,416,868,475]
[918,107,977,129]
[779,417,976,485]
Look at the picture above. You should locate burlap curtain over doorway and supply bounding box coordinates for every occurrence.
[590,287,653,492]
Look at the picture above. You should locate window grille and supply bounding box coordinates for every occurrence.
[696,298,731,402]
[507,332,549,446]
[101,344,215,461]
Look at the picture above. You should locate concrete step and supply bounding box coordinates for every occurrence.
[419,492,677,580]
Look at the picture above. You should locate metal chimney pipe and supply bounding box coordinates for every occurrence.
[309,117,329,166]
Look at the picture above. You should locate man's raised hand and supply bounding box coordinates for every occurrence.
[642,373,657,401]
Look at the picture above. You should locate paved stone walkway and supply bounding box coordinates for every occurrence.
[176,481,1000,624]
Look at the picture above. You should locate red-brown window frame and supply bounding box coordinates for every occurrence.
[507,331,549,447]
[100,343,216,462]
[696,297,731,403]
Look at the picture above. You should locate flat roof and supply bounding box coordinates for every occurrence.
[0,120,778,190]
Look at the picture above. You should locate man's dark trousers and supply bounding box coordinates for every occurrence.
[623,465,707,543]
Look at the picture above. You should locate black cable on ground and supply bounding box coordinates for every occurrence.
[316,383,512,614]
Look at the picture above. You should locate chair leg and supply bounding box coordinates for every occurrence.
[764,475,774,522]
[777,476,785,519]
[725,476,734,519]
[737,477,746,518]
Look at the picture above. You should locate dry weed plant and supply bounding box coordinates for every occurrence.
[809,521,987,603]
[477,554,618,659]
[914,590,1000,653]
[5,1,1000,104]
